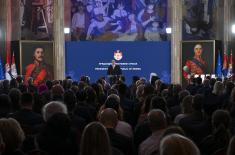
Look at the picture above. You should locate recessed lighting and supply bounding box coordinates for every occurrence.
[232,25,235,34]
[166,27,172,34]
[64,28,70,34]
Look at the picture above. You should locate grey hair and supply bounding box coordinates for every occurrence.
[42,101,68,121]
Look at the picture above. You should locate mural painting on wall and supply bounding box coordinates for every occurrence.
[20,0,54,40]
[70,0,168,41]
[182,0,218,40]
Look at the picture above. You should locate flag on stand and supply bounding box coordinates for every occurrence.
[5,0,12,80]
[11,52,17,78]
[215,51,222,78]
[227,52,233,78]
[0,56,5,80]
[222,52,228,77]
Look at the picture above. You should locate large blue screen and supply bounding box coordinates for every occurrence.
[65,41,171,84]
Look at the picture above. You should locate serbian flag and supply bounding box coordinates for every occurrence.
[227,52,233,78]
[5,0,12,80]
[11,52,17,78]
[222,52,228,77]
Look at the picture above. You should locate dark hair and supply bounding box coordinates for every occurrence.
[34,46,45,52]
[64,90,77,112]
[21,92,33,106]
[151,96,167,113]
[105,97,120,112]
[192,94,204,111]
[80,122,112,155]
[8,88,22,112]
[0,94,11,117]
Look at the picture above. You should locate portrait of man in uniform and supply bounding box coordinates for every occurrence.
[181,41,219,86]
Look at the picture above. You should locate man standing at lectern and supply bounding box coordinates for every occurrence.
[107,60,122,84]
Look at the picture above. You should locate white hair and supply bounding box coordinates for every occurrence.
[42,101,68,121]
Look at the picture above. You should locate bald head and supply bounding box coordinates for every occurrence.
[99,108,118,128]
[148,109,167,132]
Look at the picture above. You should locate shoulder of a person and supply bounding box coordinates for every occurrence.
[26,63,35,69]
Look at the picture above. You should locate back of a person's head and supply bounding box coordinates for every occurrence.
[203,79,210,87]
[51,84,64,101]
[150,96,167,113]
[84,86,97,103]
[209,78,216,87]
[80,122,111,155]
[142,94,155,113]
[76,90,86,102]
[8,88,22,111]
[0,118,25,153]
[42,101,68,121]
[10,79,18,89]
[178,90,190,103]
[107,88,119,96]
[160,134,200,155]
[212,81,224,96]
[62,79,72,90]
[192,94,204,112]
[148,109,167,132]
[0,94,11,114]
[117,83,127,96]
[63,90,77,112]
[46,80,53,90]
[80,76,90,84]
[225,81,235,94]
[99,108,118,128]
[21,92,33,107]
[143,84,155,97]
[181,95,193,114]
[196,77,202,85]
[16,76,23,84]
[44,113,71,137]
[136,84,145,99]
[105,94,120,111]
[212,110,230,129]
[2,80,9,89]
[172,84,182,97]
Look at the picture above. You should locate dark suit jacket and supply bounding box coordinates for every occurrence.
[107,65,122,76]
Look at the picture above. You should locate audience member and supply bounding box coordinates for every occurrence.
[0,118,25,155]
[42,101,68,122]
[80,122,112,155]
[139,109,167,155]
[99,108,134,155]
[160,134,200,155]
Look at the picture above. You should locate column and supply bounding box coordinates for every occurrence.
[53,0,65,80]
[224,0,232,51]
[171,0,182,84]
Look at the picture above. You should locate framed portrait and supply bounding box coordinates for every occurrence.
[181,40,222,87]
[19,41,54,85]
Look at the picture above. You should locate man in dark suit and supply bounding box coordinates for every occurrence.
[107,60,122,84]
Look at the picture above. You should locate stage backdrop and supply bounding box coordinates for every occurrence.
[65,41,171,84]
